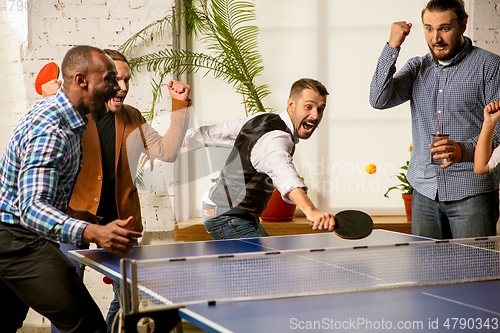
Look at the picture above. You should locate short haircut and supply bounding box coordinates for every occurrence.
[422,0,468,24]
[289,78,329,99]
[103,49,130,67]
[61,45,106,89]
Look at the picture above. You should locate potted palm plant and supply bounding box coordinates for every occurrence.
[119,0,271,119]
[121,0,295,221]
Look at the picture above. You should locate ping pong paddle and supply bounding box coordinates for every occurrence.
[35,61,60,95]
[309,210,373,239]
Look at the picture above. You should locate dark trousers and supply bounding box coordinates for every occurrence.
[0,222,106,333]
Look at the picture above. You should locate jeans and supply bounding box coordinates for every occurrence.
[105,283,122,333]
[202,201,269,239]
[411,189,499,239]
[51,244,122,333]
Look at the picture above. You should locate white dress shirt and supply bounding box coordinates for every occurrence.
[488,145,500,173]
[185,111,307,205]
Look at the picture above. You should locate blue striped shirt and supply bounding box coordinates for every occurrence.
[0,90,89,245]
[370,37,500,201]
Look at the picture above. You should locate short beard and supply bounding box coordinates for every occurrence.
[429,47,454,61]
[429,38,465,61]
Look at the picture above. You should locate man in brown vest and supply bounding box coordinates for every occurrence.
[43,49,191,333]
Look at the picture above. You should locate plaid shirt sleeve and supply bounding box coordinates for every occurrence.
[18,128,88,245]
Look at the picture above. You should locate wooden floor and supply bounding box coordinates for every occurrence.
[175,215,411,242]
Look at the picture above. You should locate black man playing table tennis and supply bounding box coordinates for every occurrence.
[0,46,142,333]
[185,78,335,239]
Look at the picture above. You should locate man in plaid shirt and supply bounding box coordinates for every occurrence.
[0,45,142,332]
[370,0,500,239]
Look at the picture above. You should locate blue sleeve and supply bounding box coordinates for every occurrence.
[369,43,416,109]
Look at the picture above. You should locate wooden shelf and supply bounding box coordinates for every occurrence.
[175,216,411,242]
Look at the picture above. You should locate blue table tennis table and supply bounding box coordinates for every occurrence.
[70,230,500,333]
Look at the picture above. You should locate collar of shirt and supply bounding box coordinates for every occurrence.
[55,89,88,131]
[279,111,299,144]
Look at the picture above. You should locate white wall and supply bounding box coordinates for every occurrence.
[0,9,28,153]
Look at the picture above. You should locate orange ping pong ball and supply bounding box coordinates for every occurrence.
[366,164,377,174]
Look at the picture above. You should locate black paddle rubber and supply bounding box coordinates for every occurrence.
[309,210,373,239]
[333,210,373,239]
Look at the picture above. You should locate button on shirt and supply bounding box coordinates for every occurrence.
[185,111,307,205]
[0,90,89,245]
[370,37,500,201]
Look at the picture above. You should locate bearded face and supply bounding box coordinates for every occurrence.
[288,89,326,140]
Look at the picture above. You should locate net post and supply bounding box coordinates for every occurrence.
[120,258,130,315]
[130,259,140,313]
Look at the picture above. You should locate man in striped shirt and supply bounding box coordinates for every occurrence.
[0,45,142,332]
[370,0,500,239]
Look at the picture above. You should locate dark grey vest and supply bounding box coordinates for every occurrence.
[209,113,294,220]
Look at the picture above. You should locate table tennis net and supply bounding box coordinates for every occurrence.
[126,236,500,308]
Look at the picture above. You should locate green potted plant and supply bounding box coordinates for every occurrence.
[384,144,413,221]
[119,0,271,119]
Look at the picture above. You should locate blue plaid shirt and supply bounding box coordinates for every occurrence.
[370,37,500,201]
[0,90,89,245]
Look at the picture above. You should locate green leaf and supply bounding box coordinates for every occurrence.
[384,159,413,197]
[122,0,271,116]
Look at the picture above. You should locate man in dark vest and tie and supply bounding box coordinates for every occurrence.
[185,78,334,239]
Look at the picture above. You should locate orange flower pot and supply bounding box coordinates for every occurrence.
[402,193,412,222]
[261,189,296,222]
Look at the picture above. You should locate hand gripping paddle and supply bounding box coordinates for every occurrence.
[310,210,373,239]
[35,61,60,95]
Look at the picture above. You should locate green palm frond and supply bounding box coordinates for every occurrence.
[130,49,230,79]
[119,16,174,55]
[136,166,145,189]
[204,0,269,114]
[143,75,165,123]
[120,0,271,116]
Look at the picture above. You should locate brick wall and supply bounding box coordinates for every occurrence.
[473,0,500,54]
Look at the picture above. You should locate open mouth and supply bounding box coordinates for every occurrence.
[301,120,316,134]
[110,95,124,106]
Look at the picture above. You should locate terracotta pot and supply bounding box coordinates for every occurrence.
[402,193,412,222]
[261,189,296,222]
